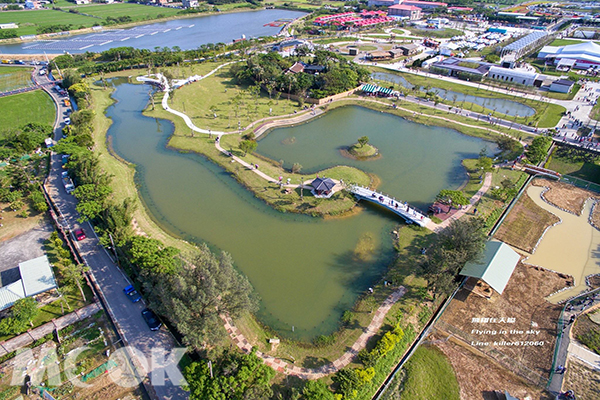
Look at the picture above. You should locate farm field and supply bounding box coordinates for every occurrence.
[0,9,98,36]
[0,3,182,36]
[0,90,55,132]
[0,66,33,92]
[69,3,181,22]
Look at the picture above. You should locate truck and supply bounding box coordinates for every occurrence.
[62,177,75,194]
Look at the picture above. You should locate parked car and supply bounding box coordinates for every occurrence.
[64,118,71,125]
[141,308,162,331]
[123,285,142,303]
[74,228,86,241]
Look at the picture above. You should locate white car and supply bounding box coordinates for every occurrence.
[64,118,71,125]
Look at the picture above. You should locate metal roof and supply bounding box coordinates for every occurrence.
[460,240,520,295]
[503,31,548,52]
[0,281,26,312]
[19,255,57,297]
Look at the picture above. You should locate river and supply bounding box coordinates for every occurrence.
[0,9,306,54]
[107,81,495,340]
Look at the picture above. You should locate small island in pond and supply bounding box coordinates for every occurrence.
[342,135,381,160]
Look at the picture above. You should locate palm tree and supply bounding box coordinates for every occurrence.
[61,263,90,302]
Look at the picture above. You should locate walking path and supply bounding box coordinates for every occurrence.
[567,341,600,370]
[426,172,493,232]
[221,287,407,379]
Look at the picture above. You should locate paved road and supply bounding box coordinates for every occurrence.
[36,67,188,400]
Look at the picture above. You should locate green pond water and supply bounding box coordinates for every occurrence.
[107,82,495,340]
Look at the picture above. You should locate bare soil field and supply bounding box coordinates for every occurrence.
[495,191,560,253]
[563,357,600,400]
[434,338,552,400]
[438,262,570,381]
[532,178,598,216]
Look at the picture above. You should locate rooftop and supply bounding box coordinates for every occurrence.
[460,241,520,295]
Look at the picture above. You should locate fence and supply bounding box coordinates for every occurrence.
[560,175,600,193]
[435,320,550,388]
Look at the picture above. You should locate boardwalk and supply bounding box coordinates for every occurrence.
[350,185,430,227]
[222,287,407,380]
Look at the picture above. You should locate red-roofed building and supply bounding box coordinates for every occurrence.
[402,0,447,9]
[388,4,422,20]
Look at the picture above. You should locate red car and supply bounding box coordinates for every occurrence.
[74,228,86,241]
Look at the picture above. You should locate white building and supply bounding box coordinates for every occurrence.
[488,66,543,87]
[549,79,575,93]
[539,41,600,70]
[182,0,198,8]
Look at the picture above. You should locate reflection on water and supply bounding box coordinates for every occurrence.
[525,186,600,303]
[372,71,535,117]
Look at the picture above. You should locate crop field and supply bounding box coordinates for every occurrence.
[70,3,181,21]
[0,4,182,36]
[0,9,99,36]
[0,66,33,92]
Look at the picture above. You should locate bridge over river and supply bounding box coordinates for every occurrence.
[350,185,430,227]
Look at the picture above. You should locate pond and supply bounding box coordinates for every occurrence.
[371,71,535,118]
[1,9,305,54]
[107,82,495,340]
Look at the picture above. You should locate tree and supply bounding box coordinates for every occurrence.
[422,218,487,296]
[526,136,552,165]
[358,136,369,148]
[476,155,493,173]
[302,380,335,400]
[61,263,90,302]
[12,297,39,327]
[184,348,275,400]
[239,139,257,157]
[436,189,469,208]
[127,236,179,276]
[151,244,258,352]
[292,163,302,173]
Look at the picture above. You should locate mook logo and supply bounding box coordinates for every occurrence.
[10,345,187,388]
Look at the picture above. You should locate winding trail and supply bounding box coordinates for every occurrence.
[221,287,407,379]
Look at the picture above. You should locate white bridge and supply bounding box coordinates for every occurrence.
[349,185,430,227]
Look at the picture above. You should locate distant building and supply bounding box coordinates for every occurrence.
[488,66,545,87]
[387,4,422,20]
[311,177,336,198]
[0,23,18,29]
[430,57,492,81]
[182,0,198,8]
[287,62,305,74]
[549,79,575,93]
[24,0,42,9]
[367,0,396,6]
[74,0,90,4]
[539,41,600,70]
[402,0,447,10]
[397,43,420,55]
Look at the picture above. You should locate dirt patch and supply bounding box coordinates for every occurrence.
[495,191,560,253]
[590,202,600,231]
[434,338,552,400]
[563,357,600,400]
[438,262,569,382]
[532,178,599,216]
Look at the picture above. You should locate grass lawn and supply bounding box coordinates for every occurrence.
[542,83,580,100]
[0,66,33,92]
[0,90,55,132]
[391,345,460,400]
[549,39,586,46]
[546,149,600,185]
[0,9,99,36]
[405,27,463,39]
[313,37,361,45]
